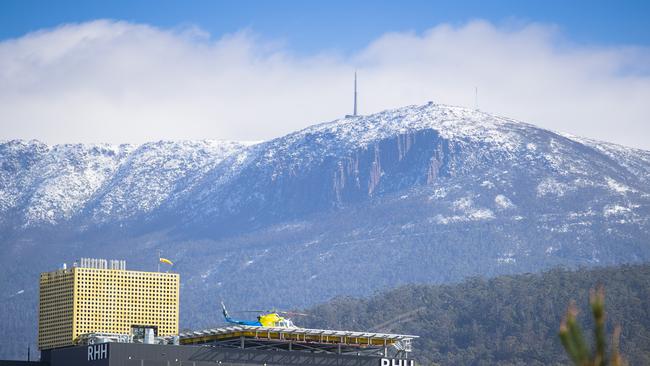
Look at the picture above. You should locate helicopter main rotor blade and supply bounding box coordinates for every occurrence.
[230,310,269,313]
[276,311,310,316]
[230,309,312,316]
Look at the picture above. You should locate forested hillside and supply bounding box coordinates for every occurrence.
[303,264,650,365]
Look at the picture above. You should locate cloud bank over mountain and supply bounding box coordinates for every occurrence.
[1,19,649,148]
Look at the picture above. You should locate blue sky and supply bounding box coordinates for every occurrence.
[1,1,649,148]
[2,0,649,53]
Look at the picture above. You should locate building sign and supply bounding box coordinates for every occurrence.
[87,343,108,361]
[380,358,415,366]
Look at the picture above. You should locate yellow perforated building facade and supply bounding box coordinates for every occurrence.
[38,259,179,350]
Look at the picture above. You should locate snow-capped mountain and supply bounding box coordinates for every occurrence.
[2,103,648,232]
[1,103,649,359]
[169,103,650,238]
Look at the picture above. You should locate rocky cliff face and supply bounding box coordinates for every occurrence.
[1,103,649,359]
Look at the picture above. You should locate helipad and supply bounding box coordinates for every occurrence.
[179,325,418,357]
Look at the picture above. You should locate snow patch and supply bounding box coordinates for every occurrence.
[434,209,494,224]
[537,178,569,197]
[545,246,558,255]
[497,252,516,264]
[453,197,473,210]
[605,177,632,194]
[273,222,308,232]
[428,187,447,200]
[436,196,495,224]
[568,210,596,219]
[470,209,495,220]
[7,289,25,298]
[318,252,333,262]
[603,204,631,217]
[480,180,495,189]
[494,194,514,209]
[303,240,320,247]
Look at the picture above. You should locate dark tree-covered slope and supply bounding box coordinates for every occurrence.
[303,264,650,366]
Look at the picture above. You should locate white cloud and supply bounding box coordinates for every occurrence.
[1,19,649,149]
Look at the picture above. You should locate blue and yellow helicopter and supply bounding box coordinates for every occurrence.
[220,301,306,328]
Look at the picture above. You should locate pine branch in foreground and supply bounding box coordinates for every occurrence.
[559,286,626,366]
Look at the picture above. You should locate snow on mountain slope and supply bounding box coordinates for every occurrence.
[0,140,133,226]
[0,139,250,227]
[0,140,47,215]
[563,134,650,185]
[88,140,250,222]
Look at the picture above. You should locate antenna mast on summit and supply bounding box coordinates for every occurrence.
[353,71,358,116]
[474,86,478,110]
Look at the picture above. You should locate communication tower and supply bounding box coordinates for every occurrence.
[354,71,358,116]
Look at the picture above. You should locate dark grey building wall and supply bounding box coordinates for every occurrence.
[40,343,409,366]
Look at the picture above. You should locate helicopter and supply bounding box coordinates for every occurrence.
[220,301,307,328]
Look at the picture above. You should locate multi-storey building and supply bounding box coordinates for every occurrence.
[38,258,179,350]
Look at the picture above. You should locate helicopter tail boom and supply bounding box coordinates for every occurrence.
[220,301,262,326]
